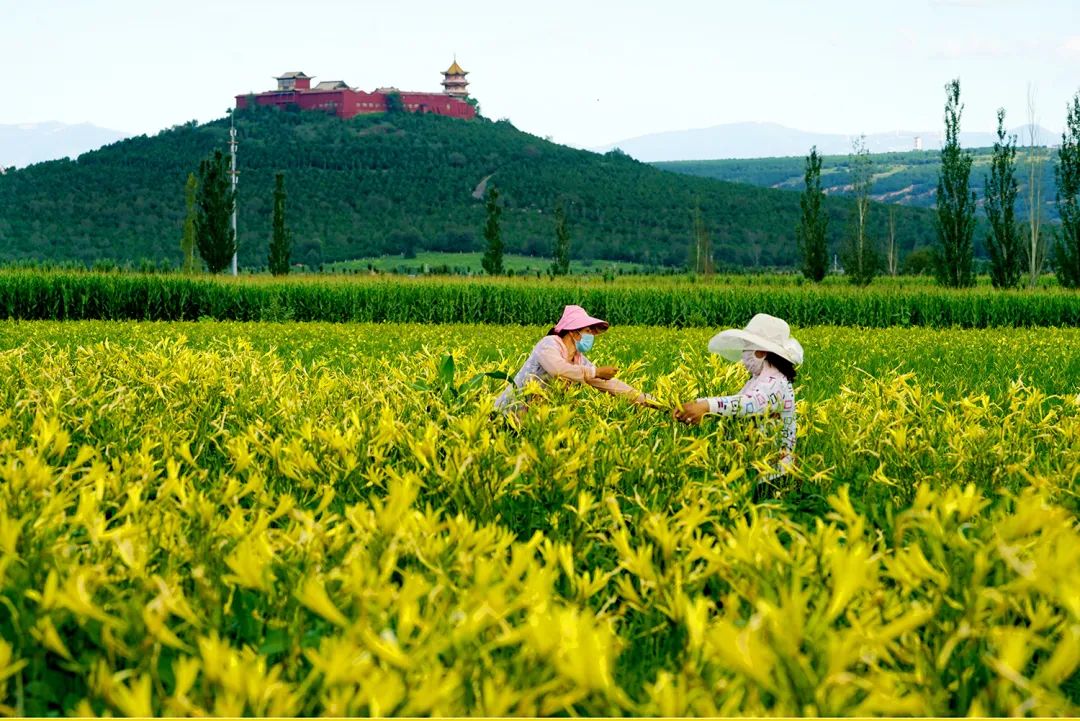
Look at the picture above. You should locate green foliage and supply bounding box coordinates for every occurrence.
[268,172,291,276]
[0,108,942,270]
[481,185,503,276]
[407,353,510,406]
[195,150,236,274]
[797,147,829,282]
[1054,91,1080,289]
[181,173,198,273]
[935,79,977,288]
[985,109,1022,289]
[550,202,571,276]
[903,247,938,276]
[3,270,1080,327]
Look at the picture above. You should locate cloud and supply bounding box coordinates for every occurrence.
[1059,35,1080,59]
[931,36,1013,59]
[929,0,1000,7]
[928,0,1002,6]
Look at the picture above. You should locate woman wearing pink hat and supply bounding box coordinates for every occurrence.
[674,314,803,486]
[494,305,653,413]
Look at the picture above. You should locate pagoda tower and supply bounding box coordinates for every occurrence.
[441,58,469,98]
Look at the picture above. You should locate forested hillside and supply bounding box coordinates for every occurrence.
[0,106,942,269]
[657,148,1060,221]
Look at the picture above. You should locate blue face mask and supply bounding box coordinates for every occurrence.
[575,333,595,353]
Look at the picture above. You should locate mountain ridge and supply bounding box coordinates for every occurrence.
[598,121,1060,162]
[0,121,130,170]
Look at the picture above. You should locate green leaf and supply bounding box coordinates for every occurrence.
[438,354,456,389]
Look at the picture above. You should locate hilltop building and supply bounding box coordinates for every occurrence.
[235,60,476,119]
[440,59,469,98]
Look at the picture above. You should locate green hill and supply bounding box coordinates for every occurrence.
[656,148,1060,221]
[0,107,943,269]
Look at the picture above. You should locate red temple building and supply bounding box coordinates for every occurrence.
[235,61,476,120]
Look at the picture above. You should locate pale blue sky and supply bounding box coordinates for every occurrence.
[3,0,1078,147]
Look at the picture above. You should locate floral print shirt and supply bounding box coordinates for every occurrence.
[702,364,796,474]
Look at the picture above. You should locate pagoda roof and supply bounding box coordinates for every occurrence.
[444,60,468,75]
[275,71,312,79]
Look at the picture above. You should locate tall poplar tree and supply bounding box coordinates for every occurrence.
[984,109,1022,288]
[195,150,236,275]
[550,201,571,276]
[181,172,198,273]
[690,203,714,275]
[268,172,291,275]
[796,146,828,282]
[935,79,977,288]
[1053,91,1080,288]
[841,135,879,286]
[481,185,503,276]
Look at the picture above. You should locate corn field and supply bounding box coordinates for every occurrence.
[0,320,1077,716]
[3,271,1080,327]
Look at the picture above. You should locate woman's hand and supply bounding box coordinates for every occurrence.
[594,366,618,380]
[673,399,709,425]
[635,393,662,409]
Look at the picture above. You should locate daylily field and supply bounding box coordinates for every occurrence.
[0,320,1078,715]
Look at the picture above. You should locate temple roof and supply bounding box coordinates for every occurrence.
[444,60,468,76]
[275,71,312,79]
[314,80,349,90]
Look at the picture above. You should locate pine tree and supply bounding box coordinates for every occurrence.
[268,172,291,275]
[481,185,503,276]
[935,79,977,288]
[181,172,198,273]
[194,150,236,274]
[984,109,1022,289]
[1053,91,1080,289]
[796,146,829,281]
[841,135,880,285]
[550,201,571,276]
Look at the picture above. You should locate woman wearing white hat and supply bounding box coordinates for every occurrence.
[495,304,654,414]
[674,313,803,480]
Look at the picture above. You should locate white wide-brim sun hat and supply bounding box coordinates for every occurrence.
[708,313,804,366]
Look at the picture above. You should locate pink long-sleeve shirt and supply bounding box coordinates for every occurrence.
[495,335,640,411]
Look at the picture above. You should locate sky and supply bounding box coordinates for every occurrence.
[3,0,1079,148]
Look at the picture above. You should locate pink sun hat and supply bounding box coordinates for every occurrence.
[552,305,609,333]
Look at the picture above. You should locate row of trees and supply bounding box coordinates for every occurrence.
[181,150,293,275]
[480,183,573,277]
[797,79,1080,288]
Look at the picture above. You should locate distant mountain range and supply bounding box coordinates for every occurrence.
[656,146,1061,222]
[597,121,1060,162]
[0,122,130,171]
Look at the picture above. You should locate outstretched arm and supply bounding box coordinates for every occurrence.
[581,355,656,406]
[585,376,656,405]
[675,378,781,424]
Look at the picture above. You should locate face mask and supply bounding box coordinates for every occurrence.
[741,350,765,376]
[575,333,595,353]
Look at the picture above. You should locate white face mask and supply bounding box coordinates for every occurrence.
[741,349,765,376]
